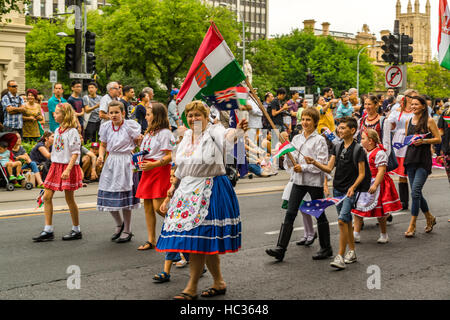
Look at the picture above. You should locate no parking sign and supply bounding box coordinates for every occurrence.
[385,65,406,89]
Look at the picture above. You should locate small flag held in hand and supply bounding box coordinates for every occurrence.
[36,189,44,209]
[132,150,149,171]
[322,127,336,141]
[273,141,296,159]
[393,133,429,150]
[300,196,346,218]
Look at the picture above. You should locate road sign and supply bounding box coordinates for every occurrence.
[290,86,306,94]
[49,70,57,83]
[305,94,314,107]
[385,65,406,89]
[69,72,92,80]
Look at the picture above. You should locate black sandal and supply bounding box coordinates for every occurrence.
[201,287,227,297]
[173,292,198,300]
[137,241,155,250]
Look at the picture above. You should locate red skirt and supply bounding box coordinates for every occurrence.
[135,160,171,200]
[392,157,407,178]
[353,175,402,218]
[44,163,83,191]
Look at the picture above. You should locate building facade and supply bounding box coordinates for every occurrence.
[206,0,269,41]
[302,0,431,66]
[396,0,431,64]
[0,4,33,92]
[27,1,109,18]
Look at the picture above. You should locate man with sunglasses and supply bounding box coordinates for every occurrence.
[1,80,26,137]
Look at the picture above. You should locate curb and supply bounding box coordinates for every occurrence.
[0,186,287,218]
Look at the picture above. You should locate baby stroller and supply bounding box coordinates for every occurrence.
[0,132,33,191]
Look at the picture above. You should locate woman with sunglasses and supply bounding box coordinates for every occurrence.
[403,95,441,237]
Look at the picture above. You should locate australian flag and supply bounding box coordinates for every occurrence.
[393,133,429,150]
[132,150,149,170]
[206,87,243,111]
[299,196,346,218]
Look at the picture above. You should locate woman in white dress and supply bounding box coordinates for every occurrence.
[156,101,248,300]
[97,100,142,242]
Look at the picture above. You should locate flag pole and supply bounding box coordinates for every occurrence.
[244,78,298,165]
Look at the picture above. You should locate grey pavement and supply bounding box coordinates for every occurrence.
[0,175,448,300]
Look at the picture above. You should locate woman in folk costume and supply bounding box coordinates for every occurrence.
[97,100,142,243]
[156,101,248,300]
[352,129,402,243]
[387,89,417,210]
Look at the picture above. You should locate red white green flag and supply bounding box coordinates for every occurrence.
[438,0,450,69]
[177,22,246,127]
[443,115,450,124]
[274,141,296,159]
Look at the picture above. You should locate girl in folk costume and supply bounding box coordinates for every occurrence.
[32,103,83,242]
[352,129,402,243]
[358,95,393,224]
[136,103,176,251]
[156,101,248,300]
[403,96,441,237]
[387,89,417,210]
[97,101,141,243]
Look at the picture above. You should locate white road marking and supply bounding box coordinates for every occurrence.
[264,212,409,235]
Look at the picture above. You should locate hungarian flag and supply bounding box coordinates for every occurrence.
[443,115,450,124]
[438,0,450,69]
[273,141,296,159]
[300,196,346,218]
[177,22,246,127]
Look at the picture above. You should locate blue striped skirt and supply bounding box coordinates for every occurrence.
[156,175,241,255]
[97,172,141,211]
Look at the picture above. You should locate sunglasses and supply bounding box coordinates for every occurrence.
[340,148,348,161]
[9,85,18,88]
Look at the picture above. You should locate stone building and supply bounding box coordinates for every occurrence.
[0,5,33,92]
[302,0,431,66]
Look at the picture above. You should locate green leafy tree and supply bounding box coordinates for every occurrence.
[407,60,450,98]
[92,0,240,95]
[247,29,376,98]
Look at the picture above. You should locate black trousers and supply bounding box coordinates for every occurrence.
[84,121,101,143]
[284,184,328,226]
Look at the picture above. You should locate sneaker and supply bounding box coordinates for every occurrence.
[377,235,389,244]
[354,233,361,243]
[9,175,17,181]
[32,231,55,242]
[344,250,357,264]
[175,259,188,268]
[16,175,25,181]
[330,255,346,269]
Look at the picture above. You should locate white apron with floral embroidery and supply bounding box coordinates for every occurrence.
[163,176,214,232]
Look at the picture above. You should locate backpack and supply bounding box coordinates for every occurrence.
[335,141,371,193]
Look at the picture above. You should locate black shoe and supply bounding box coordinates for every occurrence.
[312,247,333,260]
[387,215,393,223]
[304,232,318,246]
[116,232,133,243]
[33,231,54,242]
[296,237,307,246]
[111,223,125,241]
[62,230,82,241]
[265,247,286,261]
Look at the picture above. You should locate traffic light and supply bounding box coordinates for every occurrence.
[306,73,315,86]
[381,33,400,64]
[85,31,96,53]
[400,34,413,63]
[65,43,76,72]
[86,52,96,74]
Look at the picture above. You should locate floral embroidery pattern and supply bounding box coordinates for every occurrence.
[163,177,214,232]
[55,134,64,152]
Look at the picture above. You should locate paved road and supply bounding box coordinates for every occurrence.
[0,177,448,300]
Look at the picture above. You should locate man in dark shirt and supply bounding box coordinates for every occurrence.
[67,80,86,130]
[119,85,135,119]
[269,88,289,133]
